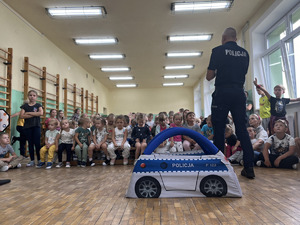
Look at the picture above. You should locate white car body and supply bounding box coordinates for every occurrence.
[126,150,242,198]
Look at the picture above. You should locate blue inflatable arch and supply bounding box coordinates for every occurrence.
[143,127,219,155]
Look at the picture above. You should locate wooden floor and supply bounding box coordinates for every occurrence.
[1,161,300,225]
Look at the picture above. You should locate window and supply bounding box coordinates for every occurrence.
[262,3,300,98]
[291,7,300,31]
[285,34,300,97]
[266,22,286,48]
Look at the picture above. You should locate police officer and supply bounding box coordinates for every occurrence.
[206,27,255,179]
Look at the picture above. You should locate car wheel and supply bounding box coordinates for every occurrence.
[200,175,227,197]
[135,176,161,198]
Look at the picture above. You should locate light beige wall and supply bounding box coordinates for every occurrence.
[0,3,109,113]
[109,87,194,115]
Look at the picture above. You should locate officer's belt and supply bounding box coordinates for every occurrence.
[215,84,243,88]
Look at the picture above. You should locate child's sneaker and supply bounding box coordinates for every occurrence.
[103,158,110,166]
[81,162,86,168]
[123,158,128,165]
[292,164,298,170]
[46,162,53,169]
[90,161,95,167]
[17,163,22,168]
[36,162,45,168]
[77,161,81,167]
[239,160,244,166]
[110,158,116,166]
[27,161,35,167]
[56,162,63,168]
[0,165,9,172]
[256,160,262,167]
[66,162,71,168]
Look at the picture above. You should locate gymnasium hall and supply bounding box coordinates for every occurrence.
[1,0,300,224]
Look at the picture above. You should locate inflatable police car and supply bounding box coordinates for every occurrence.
[126,127,242,198]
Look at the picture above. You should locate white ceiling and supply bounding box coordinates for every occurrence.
[4,0,268,89]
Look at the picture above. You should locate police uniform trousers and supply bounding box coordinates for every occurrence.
[211,87,254,168]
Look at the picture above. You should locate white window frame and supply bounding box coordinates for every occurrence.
[261,2,300,99]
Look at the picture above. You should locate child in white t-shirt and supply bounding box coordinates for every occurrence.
[88,117,109,166]
[55,119,75,168]
[107,115,131,165]
[256,120,299,169]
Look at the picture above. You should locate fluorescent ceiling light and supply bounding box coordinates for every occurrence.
[166,52,202,57]
[74,38,117,45]
[89,54,125,59]
[163,83,184,86]
[168,34,212,41]
[47,6,106,17]
[101,67,130,72]
[164,65,194,70]
[116,84,137,88]
[164,75,189,79]
[172,1,233,12]
[109,76,133,80]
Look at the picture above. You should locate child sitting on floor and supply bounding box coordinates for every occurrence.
[224,124,242,161]
[55,119,75,168]
[0,133,24,171]
[170,113,184,152]
[132,114,151,163]
[74,118,91,167]
[256,119,299,169]
[146,113,154,129]
[37,119,59,169]
[247,127,257,147]
[124,115,134,146]
[155,113,176,153]
[201,115,214,141]
[88,117,109,166]
[106,113,115,146]
[107,115,131,165]
[182,112,201,151]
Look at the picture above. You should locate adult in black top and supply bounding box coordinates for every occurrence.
[207,27,255,179]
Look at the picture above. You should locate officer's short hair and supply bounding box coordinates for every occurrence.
[223,27,237,39]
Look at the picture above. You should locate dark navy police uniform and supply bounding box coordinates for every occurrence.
[208,41,254,169]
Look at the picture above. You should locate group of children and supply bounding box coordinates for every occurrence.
[1,90,216,171]
[252,78,300,169]
[221,79,300,170]
[1,81,300,172]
